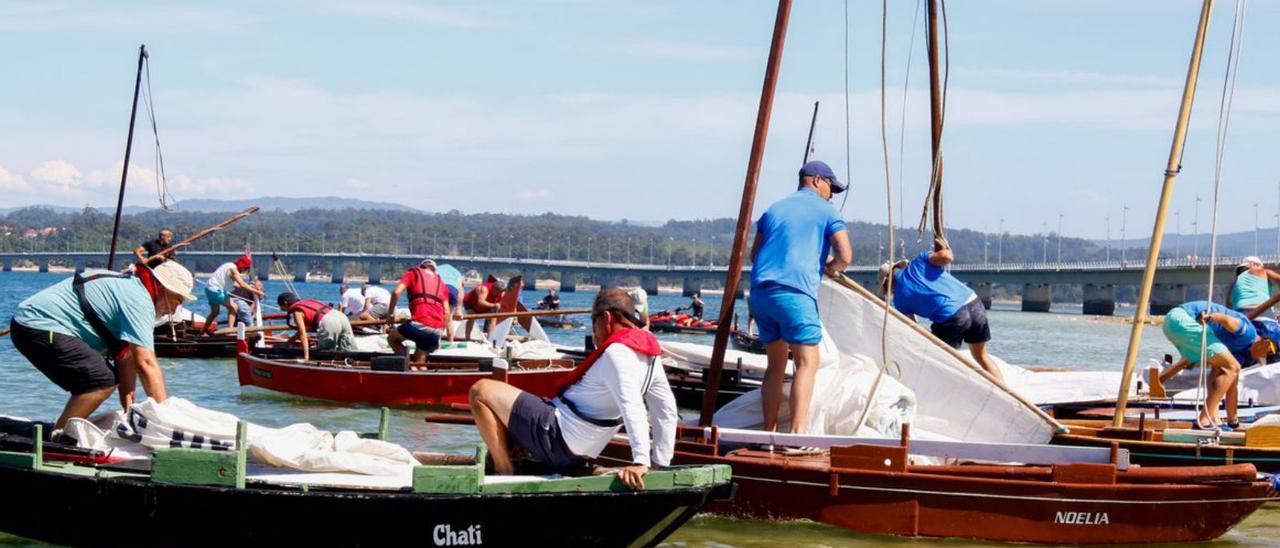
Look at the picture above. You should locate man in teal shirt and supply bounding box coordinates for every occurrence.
[750,160,853,434]
[1228,256,1279,317]
[8,261,197,428]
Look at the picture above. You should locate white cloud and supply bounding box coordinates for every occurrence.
[515,189,552,200]
[0,165,30,191]
[0,2,257,33]
[604,40,758,62]
[307,0,506,30]
[345,178,370,189]
[30,160,84,189]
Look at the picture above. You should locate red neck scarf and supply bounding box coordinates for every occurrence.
[554,327,661,393]
[132,263,164,302]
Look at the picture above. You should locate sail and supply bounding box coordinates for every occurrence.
[818,277,1062,444]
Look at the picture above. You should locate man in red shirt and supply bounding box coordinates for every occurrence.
[387,259,452,363]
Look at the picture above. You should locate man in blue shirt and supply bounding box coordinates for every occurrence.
[8,261,197,428]
[1159,301,1280,429]
[879,237,1002,382]
[750,160,852,434]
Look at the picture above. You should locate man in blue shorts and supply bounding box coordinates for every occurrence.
[750,160,852,434]
[879,237,1003,382]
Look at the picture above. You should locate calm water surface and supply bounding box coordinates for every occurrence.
[0,271,1273,546]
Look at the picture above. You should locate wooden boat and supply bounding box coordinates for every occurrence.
[0,419,731,547]
[153,319,287,359]
[596,426,1275,544]
[236,337,579,405]
[730,328,765,354]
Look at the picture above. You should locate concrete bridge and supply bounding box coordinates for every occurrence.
[0,251,1273,316]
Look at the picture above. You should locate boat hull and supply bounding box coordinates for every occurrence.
[599,441,1271,544]
[155,337,241,359]
[1054,432,1280,473]
[0,463,723,547]
[237,352,576,406]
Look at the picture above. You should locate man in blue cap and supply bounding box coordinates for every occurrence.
[751,160,852,434]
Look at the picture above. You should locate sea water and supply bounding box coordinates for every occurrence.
[0,271,1275,546]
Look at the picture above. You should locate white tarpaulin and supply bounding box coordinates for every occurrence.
[65,398,416,477]
[661,340,794,376]
[818,278,1061,444]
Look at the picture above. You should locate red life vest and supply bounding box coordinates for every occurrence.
[463,281,503,311]
[407,268,448,328]
[287,299,333,331]
[552,327,661,394]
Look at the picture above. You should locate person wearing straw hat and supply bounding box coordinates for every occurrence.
[1228,256,1280,318]
[750,160,853,435]
[1159,301,1280,430]
[8,261,197,429]
[879,237,1003,382]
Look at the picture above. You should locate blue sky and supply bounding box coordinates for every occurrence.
[1,0,1278,240]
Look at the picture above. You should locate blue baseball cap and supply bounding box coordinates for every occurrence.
[1253,319,1280,353]
[799,160,846,193]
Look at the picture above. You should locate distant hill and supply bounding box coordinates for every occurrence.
[173,196,421,213]
[0,205,150,216]
[1092,228,1280,258]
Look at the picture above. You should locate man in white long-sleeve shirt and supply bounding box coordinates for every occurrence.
[469,288,678,489]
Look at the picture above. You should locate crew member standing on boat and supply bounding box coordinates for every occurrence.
[469,289,677,488]
[1158,301,1280,429]
[133,229,176,266]
[750,160,852,435]
[231,279,264,328]
[199,255,264,336]
[387,259,452,362]
[879,237,1003,382]
[463,276,506,339]
[8,261,197,429]
[277,292,357,361]
[1228,256,1279,318]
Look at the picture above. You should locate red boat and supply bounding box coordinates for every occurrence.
[649,310,719,335]
[235,338,579,406]
[595,426,1276,544]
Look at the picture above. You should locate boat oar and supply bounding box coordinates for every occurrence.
[135,206,261,269]
[213,307,592,336]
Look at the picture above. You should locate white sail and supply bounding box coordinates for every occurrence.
[818,277,1062,444]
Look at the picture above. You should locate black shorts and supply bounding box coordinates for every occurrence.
[397,321,443,354]
[506,392,585,472]
[9,319,117,395]
[930,298,992,349]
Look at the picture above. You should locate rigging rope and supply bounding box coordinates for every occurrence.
[140,57,176,211]
[839,0,853,212]
[1196,0,1248,429]
[853,0,899,434]
[896,0,923,232]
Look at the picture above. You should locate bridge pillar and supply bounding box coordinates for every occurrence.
[560,272,577,293]
[1021,283,1052,313]
[0,259,7,272]
[1150,284,1186,315]
[256,261,271,282]
[330,262,345,284]
[1082,283,1116,316]
[38,261,49,273]
[366,263,382,286]
[642,276,660,296]
[522,270,537,291]
[971,283,993,310]
[598,274,620,290]
[292,262,308,283]
[682,277,702,297]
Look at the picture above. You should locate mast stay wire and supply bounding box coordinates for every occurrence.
[897,0,924,237]
[839,0,853,212]
[140,55,176,211]
[1196,0,1248,429]
[853,0,900,434]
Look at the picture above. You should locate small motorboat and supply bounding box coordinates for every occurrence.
[0,417,731,547]
[649,310,718,335]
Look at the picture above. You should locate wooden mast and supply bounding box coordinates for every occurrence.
[107,44,148,270]
[698,0,794,426]
[1111,0,1214,428]
[925,0,944,237]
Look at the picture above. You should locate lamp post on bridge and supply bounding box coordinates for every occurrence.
[607,237,612,264]
[626,236,631,264]
[587,237,592,263]
[1056,213,1063,264]
[1193,195,1200,266]
[983,225,989,265]
[997,218,1004,266]
[667,237,673,267]
[1121,203,1128,267]
[1041,222,1048,263]
[1105,215,1111,263]
[1174,210,1180,260]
